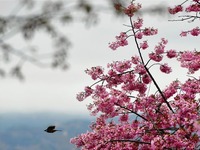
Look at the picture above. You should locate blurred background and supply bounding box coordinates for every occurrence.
[0,0,199,149]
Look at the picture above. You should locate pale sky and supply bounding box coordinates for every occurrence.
[0,0,199,116]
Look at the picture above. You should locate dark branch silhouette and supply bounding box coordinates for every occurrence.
[0,0,169,80]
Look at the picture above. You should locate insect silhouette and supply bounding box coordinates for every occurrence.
[44,125,62,133]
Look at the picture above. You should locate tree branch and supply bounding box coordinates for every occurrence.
[109,139,151,145]
[115,102,148,121]
[129,16,174,113]
[143,65,174,113]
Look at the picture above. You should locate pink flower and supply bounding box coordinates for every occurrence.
[161,38,168,45]
[133,18,143,29]
[95,85,109,99]
[70,136,85,147]
[84,86,93,97]
[109,42,118,50]
[134,64,146,75]
[166,49,177,58]
[149,53,163,62]
[151,136,163,149]
[180,28,200,37]
[86,103,93,111]
[190,27,200,36]
[124,3,141,17]
[143,28,158,36]
[76,92,85,101]
[142,74,151,84]
[180,51,194,61]
[131,55,140,64]
[119,114,129,122]
[160,63,172,74]
[135,32,143,39]
[168,5,183,14]
[85,66,104,80]
[180,31,188,37]
[136,82,147,95]
[116,32,128,41]
[109,32,128,50]
[107,69,117,77]
[154,38,168,54]
[155,44,165,54]
[186,4,200,12]
[181,79,200,95]
[111,60,132,73]
[178,51,200,73]
[163,81,179,98]
[140,41,148,50]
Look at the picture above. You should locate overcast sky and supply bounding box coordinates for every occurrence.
[0,0,199,116]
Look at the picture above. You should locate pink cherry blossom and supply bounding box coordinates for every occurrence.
[124,3,141,17]
[168,5,183,14]
[180,31,188,36]
[135,32,143,39]
[119,114,129,122]
[190,27,200,36]
[166,49,177,58]
[186,4,200,12]
[163,80,179,99]
[76,92,85,101]
[180,27,200,37]
[143,28,158,36]
[142,74,151,84]
[154,44,165,55]
[133,18,143,29]
[140,41,148,50]
[154,38,168,54]
[109,60,132,73]
[180,51,194,61]
[85,66,104,80]
[178,51,200,73]
[149,53,163,62]
[160,63,172,74]
[131,55,140,64]
[84,86,93,97]
[109,32,128,50]
[134,64,146,75]
[161,38,168,44]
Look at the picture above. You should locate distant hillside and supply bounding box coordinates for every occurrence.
[0,113,92,150]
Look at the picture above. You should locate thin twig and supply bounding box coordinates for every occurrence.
[109,139,151,145]
[115,102,148,121]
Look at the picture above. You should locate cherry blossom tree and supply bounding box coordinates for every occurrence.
[71,0,200,149]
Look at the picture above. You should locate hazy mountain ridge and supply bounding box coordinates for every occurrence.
[0,113,92,150]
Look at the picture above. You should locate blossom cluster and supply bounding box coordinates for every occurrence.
[168,0,200,14]
[168,5,183,14]
[109,17,158,50]
[180,27,200,37]
[72,78,200,149]
[178,51,200,73]
[169,0,200,37]
[123,3,141,17]
[109,32,128,50]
